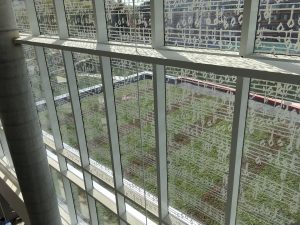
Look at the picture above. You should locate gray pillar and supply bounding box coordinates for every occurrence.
[0,1,61,225]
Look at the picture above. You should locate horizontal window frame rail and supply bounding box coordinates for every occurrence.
[15,35,300,85]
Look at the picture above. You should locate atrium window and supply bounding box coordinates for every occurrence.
[6,0,300,225]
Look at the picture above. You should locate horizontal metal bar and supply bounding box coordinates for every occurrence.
[15,35,300,85]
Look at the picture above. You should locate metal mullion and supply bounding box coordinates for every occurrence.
[53,0,69,39]
[150,1,168,223]
[225,77,250,225]
[62,176,78,225]
[224,2,259,225]
[35,46,78,225]
[101,56,127,225]
[239,0,260,57]
[24,0,39,35]
[63,50,98,225]
[92,0,109,43]
[153,64,168,225]
[150,0,164,48]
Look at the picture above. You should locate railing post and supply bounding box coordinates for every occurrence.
[63,50,98,225]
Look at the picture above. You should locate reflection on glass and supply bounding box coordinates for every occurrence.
[164,0,244,50]
[64,0,96,39]
[166,67,236,225]
[44,48,79,149]
[105,0,151,44]
[34,0,58,35]
[12,0,31,33]
[72,53,112,168]
[71,183,90,224]
[237,80,300,225]
[111,59,157,210]
[255,0,300,55]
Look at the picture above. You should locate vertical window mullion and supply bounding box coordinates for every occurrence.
[225,77,250,225]
[153,64,168,225]
[52,0,68,39]
[94,1,128,224]
[151,1,168,224]
[101,56,127,225]
[63,50,98,225]
[150,0,165,48]
[239,0,260,57]
[92,0,109,43]
[226,1,259,225]
[24,0,39,35]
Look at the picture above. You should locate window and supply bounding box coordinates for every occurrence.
[11,0,300,225]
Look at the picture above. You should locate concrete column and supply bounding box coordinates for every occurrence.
[0,1,61,225]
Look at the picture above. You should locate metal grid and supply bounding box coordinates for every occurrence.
[255,0,300,55]
[33,0,59,36]
[6,0,300,225]
[64,0,96,39]
[164,0,244,50]
[104,0,152,44]
[11,0,31,33]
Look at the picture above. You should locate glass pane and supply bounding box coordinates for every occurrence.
[237,80,300,225]
[166,67,236,225]
[64,0,96,39]
[96,201,118,225]
[23,46,52,135]
[255,0,300,55]
[72,53,112,168]
[11,0,31,33]
[71,183,90,224]
[44,48,79,149]
[34,0,58,36]
[105,0,151,44]
[111,59,157,211]
[164,0,244,51]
